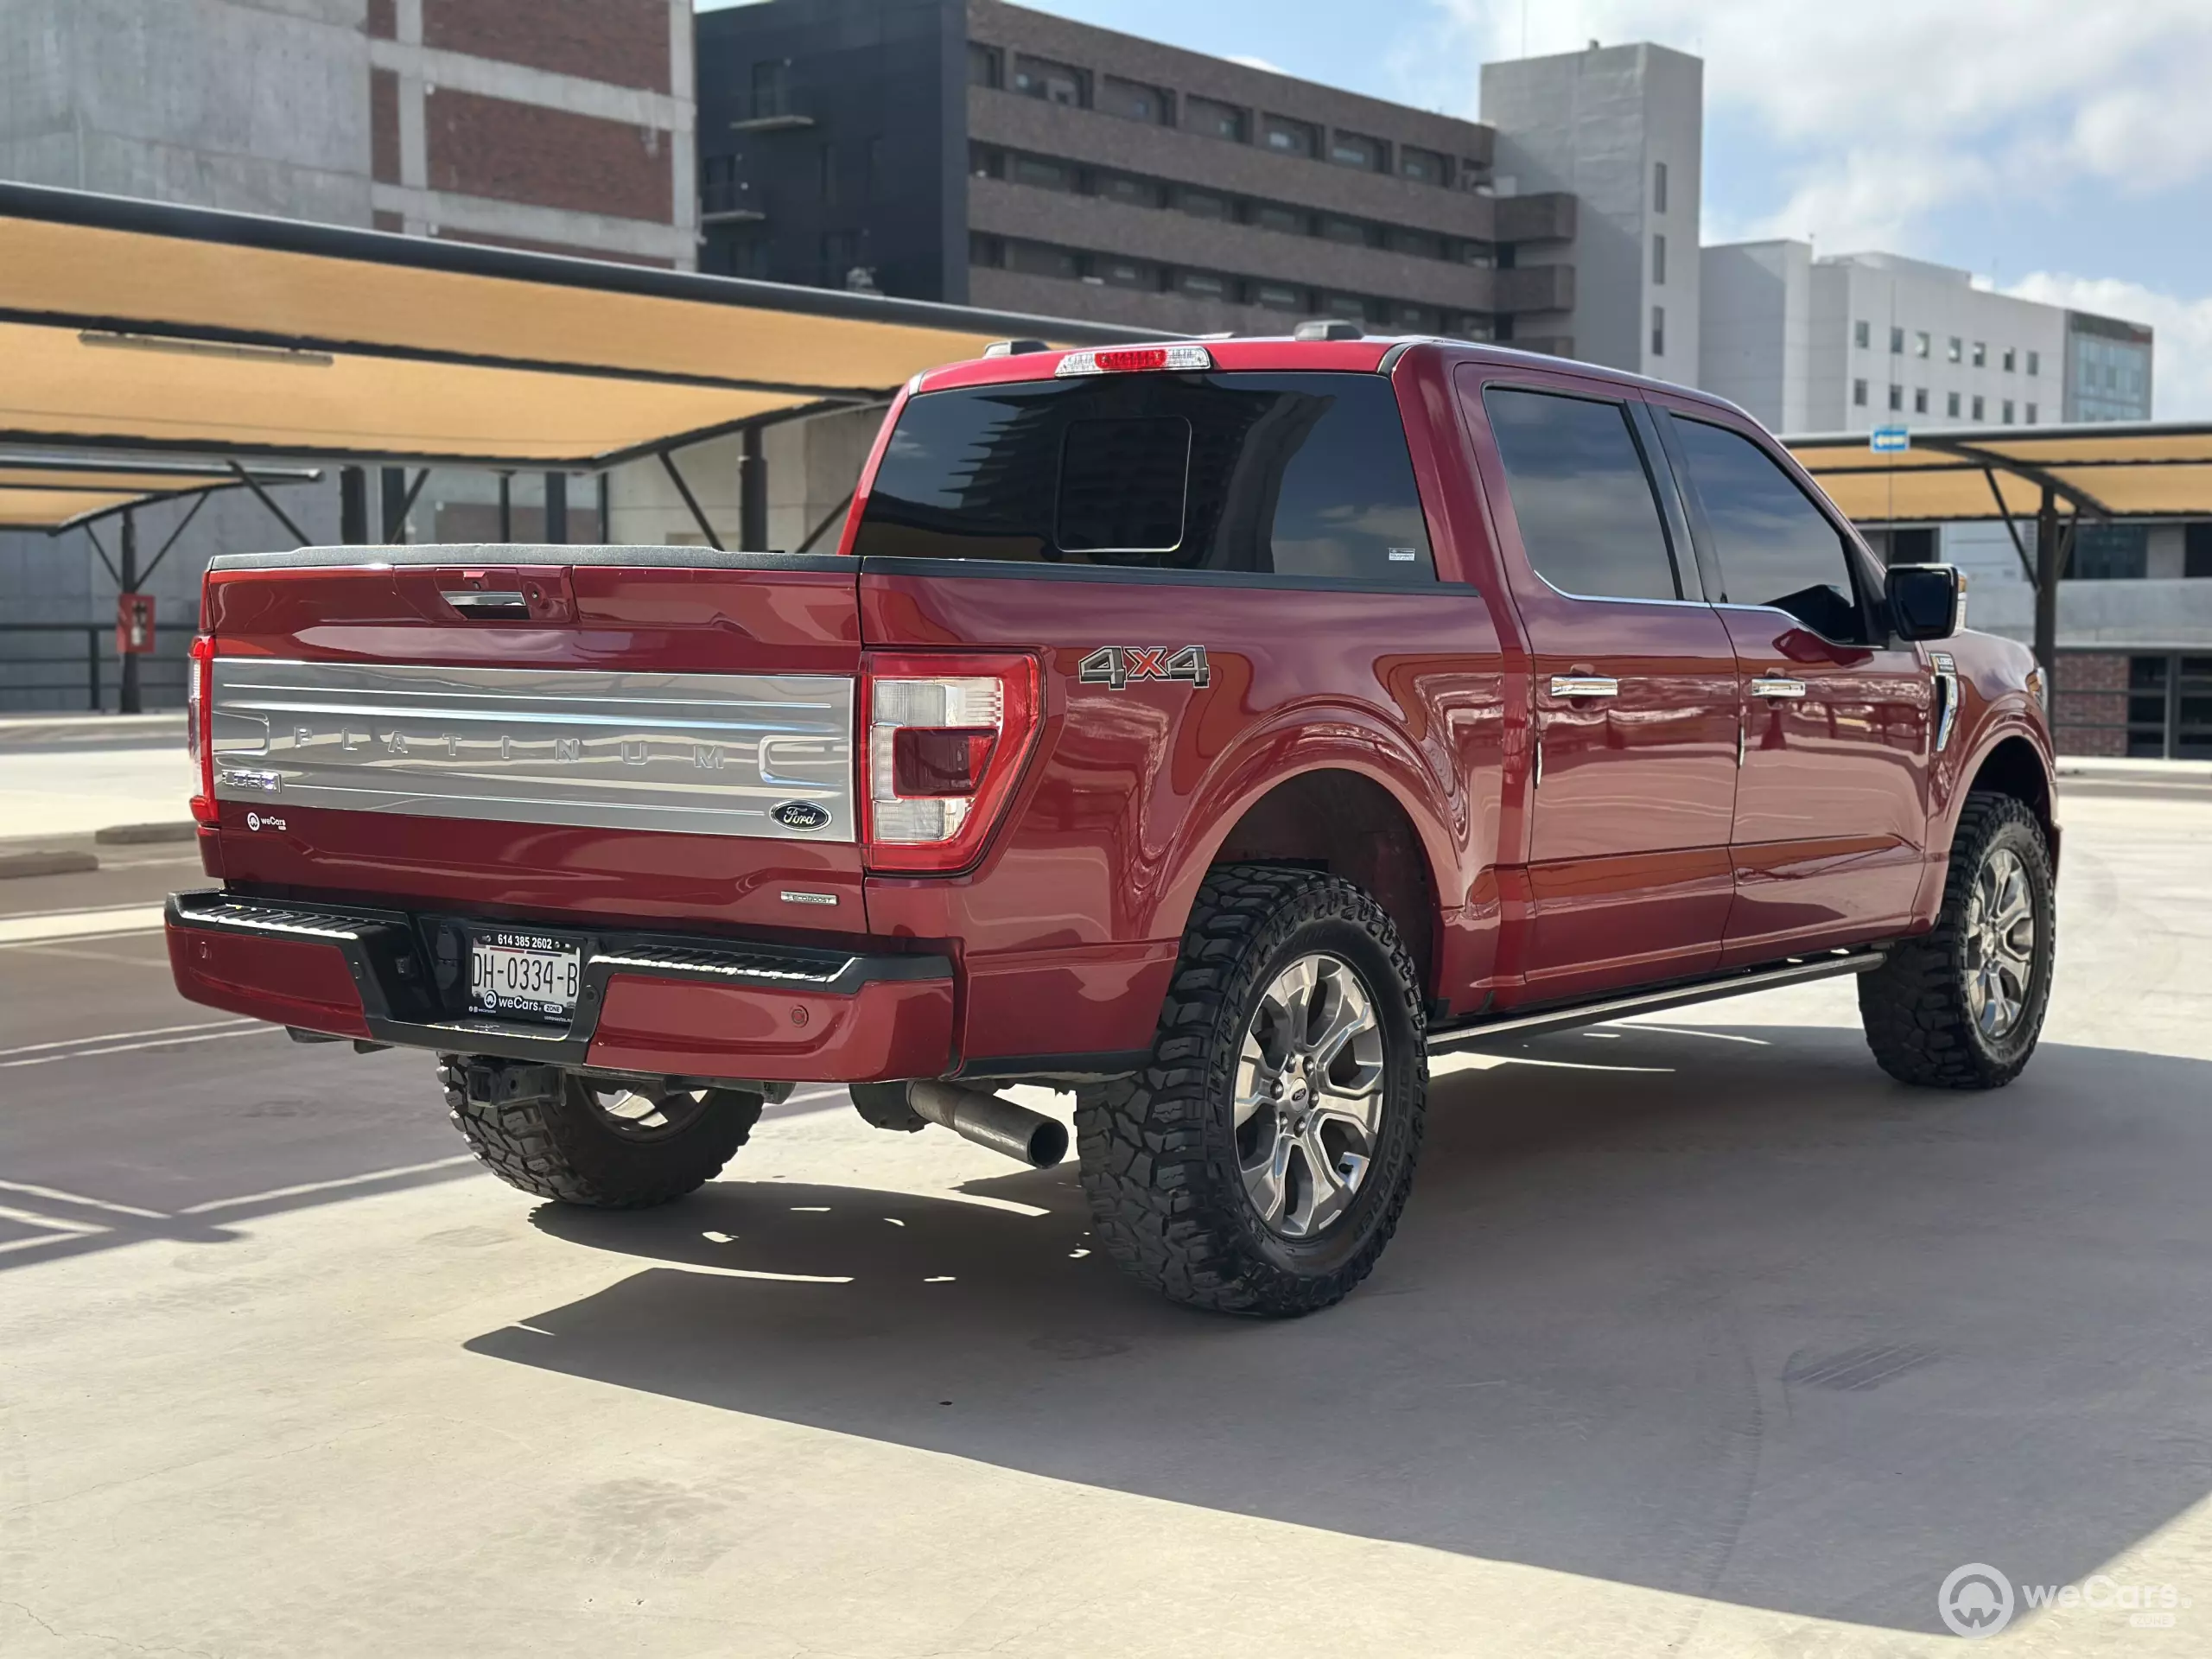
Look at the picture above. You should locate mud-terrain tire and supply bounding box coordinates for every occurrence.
[1075,864,1427,1317]
[1859,791,2056,1090]
[442,1058,761,1207]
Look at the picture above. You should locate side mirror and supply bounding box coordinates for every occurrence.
[1886,563,1965,641]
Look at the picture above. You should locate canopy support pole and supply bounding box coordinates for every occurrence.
[81,520,122,588]
[340,467,369,543]
[658,449,723,550]
[795,489,855,554]
[228,461,308,547]
[2033,486,2062,702]
[740,425,767,551]
[118,507,140,715]
[497,473,512,542]
[545,472,569,543]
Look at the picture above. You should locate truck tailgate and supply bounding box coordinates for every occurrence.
[200,547,867,937]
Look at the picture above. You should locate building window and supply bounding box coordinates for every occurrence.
[1392,227,1442,259]
[1651,232,1666,285]
[1250,281,1306,311]
[1007,240,1080,279]
[1095,171,1160,207]
[1185,95,1247,142]
[1889,384,1903,410]
[1914,387,1929,414]
[750,60,789,118]
[1400,144,1451,186]
[1096,257,1155,290]
[1947,391,1961,417]
[1948,336,1962,363]
[1011,54,1086,106]
[1891,326,1905,354]
[1973,394,1986,420]
[1250,202,1304,235]
[1854,320,1871,349]
[968,143,1003,179]
[2004,346,2017,372]
[1330,130,1386,170]
[969,232,1004,267]
[1099,75,1169,124]
[2003,398,2015,424]
[1653,159,1668,213]
[1972,340,1987,367]
[1176,269,1231,299]
[1175,187,1230,220]
[2186,524,2212,577]
[1010,155,1074,191]
[1262,114,1319,157]
[822,228,860,285]
[2028,349,2041,376]
[2027,402,2038,423]
[1853,378,1868,407]
[966,43,1001,89]
[1319,215,1376,247]
[817,143,837,205]
[1915,330,1931,358]
[1650,304,1665,357]
[2071,524,2148,581]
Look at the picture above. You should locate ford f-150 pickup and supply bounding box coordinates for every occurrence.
[167,333,2057,1315]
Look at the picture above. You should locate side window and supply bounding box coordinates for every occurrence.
[1669,416,1869,642]
[1482,386,1681,602]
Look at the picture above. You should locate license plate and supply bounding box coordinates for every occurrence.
[468,931,582,1022]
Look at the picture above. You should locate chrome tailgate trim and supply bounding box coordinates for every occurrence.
[210,658,855,841]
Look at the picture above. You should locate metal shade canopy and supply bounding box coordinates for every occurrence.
[1783,422,2212,524]
[0,182,1158,468]
[0,454,321,531]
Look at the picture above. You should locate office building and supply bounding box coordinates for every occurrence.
[1699,244,2152,435]
[697,0,1694,353]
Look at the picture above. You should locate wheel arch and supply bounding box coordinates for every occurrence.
[1961,731,2058,868]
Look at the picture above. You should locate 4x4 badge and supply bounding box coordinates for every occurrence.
[1078,645,1211,690]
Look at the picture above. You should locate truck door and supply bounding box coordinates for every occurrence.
[1654,406,1932,961]
[1460,372,1740,1002]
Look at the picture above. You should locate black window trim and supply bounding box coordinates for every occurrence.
[1476,375,1701,610]
[1656,406,1892,648]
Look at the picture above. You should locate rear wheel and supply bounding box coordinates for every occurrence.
[442,1058,761,1208]
[1075,864,1427,1317]
[1858,791,2056,1089]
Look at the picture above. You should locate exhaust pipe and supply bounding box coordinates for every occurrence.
[906,1080,1068,1169]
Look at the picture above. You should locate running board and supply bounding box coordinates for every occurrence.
[1428,951,1886,1054]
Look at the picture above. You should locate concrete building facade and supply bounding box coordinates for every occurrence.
[698,0,1618,353]
[1478,41,1703,379]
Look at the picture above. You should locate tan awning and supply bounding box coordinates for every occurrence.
[0,182,1154,468]
[1785,423,2212,523]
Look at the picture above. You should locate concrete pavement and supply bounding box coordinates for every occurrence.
[1,789,2209,1656]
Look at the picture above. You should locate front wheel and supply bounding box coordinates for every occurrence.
[442,1058,762,1208]
[1858,791,2056,1089]
[1076,865,1427,1317]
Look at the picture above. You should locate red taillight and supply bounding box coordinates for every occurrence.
[861,652,1040,874]
[187,633,217,826]
[1097,347,1169,372]
[1055,343,1215,378]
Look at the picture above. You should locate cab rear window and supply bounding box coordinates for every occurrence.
[853,372,1436,582]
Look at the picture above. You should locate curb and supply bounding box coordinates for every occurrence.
[94,822,198,845]
[0,849,100,880]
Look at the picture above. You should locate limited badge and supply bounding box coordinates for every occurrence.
[771,800,830,831]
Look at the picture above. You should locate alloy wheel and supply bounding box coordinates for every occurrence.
[1963,846,2037,1040]
[1233,952,1388,1237]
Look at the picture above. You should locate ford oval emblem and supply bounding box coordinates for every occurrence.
[772,800,830,831]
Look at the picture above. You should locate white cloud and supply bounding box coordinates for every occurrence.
[1227,54,1288,75]
[2007,273,2212,418]
[1415,0,2212,245]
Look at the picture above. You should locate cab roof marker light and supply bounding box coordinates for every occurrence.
[1056,344,1215,377]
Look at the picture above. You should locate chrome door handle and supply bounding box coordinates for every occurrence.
[1750,676,1808,699]
[1549,675,1620,698]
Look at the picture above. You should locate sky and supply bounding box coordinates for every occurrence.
[700,0,2212,416]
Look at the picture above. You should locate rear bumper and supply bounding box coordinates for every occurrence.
[165,891,955,1083]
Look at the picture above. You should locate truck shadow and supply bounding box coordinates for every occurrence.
[467,1023,2212,1635]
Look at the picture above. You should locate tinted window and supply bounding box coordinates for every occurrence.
[1483,388,1679,601]
[855,372,1434,582]
[1669,416,1866,640]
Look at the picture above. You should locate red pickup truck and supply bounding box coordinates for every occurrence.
[168,334,2056,1316]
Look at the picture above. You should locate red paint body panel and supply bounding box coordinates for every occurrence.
[586,974,953,1082]
[168,925,371,1039]
[171,339,2056,1087]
